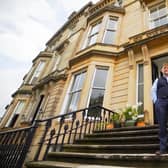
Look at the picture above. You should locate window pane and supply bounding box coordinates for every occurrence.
[78,72,86,90]
[103,31,115,44]
[93,69,108,88]
[160,16,168,25]
[72,72,86,91]
[88,35,97,45]
[68,92,80,112]
[14,101,25,114]
[89,89,105,107]
[150,9,158,19]
[66,71,86,113]
[138,85,144,103]
[138,64,144,83]
[137,64,144,113]
[72,74,80,91]
[150,3,168,28]
[90,23,100,35]
[108,19,117,30]
[159,6,167,17]
[35,61,46,77]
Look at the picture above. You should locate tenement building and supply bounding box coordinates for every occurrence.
[0,0,168,166]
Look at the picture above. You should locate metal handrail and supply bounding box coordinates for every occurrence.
[34,105,116,161]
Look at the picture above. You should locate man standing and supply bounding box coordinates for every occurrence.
[151,63,168,155]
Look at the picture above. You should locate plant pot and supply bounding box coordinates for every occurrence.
[125,120,136,127]
[114,122,121,128]
[106,123,114,129]
[136,121,145,127]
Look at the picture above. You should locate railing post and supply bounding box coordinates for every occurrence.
[16,124,37,168]
[34,119,51,161]
[60,124,69,151]
[42,128,55,160]
[54,116,64,151]
[68,113,76,144]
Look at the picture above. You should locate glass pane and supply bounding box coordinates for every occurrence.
[90,23,100,35]
[150,8,158,20]
[138,85,144,104]
[78,72,86,90]
[93,69,108,88]
[103,31,115,44]
[154,19,160,27]
[68,92,80,112]
[34,61,46,77]
[88,89,104,117]
[72,74,81,91]
[88,35,97,45]
[89,89,104,106]
[160,16,168,26]
[138,64,144,83]
[14,101,25,114]
[108,19,117,30]
[159,6,167,17]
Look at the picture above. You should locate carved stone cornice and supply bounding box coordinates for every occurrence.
[140,0,154,5]
[69,44,125,67]
[32,51,53,63]
[124,24,168,49]
[33,69,68,90]
[89,0,115,14]
[46,2,92,46]
[88,5,125,22]
[12,89,32,97]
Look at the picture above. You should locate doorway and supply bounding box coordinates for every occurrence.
[151,55,168,123]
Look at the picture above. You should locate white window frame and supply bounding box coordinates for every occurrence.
[136,63,144,106]
[6,100,25,127]
[85,21,102,47]
[87,66,109,108]
[149,1,168,29]
[29,60,46,84]
[61,70,86,114]
[103,17,118,44]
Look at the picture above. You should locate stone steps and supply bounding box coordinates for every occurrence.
[63,143,159,153]
[75,135,159,145]
[26,125,168,168]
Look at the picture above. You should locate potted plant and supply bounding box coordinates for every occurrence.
[111,112,122,128]
[121,104,138,127]
[136,114,145,127]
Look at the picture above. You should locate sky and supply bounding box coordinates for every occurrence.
[0,0,99,117]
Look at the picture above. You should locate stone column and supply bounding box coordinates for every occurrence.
[127,49,136,106]
[141,44,153,124]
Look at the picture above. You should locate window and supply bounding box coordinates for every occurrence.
[88,68,108,116]
[6,100,25,127]
[29,61,46,84]
[66,71,86,113]
[103,18,118,44]
[149,2,168,28]
[137,64,144,113]
[87,21,101,46]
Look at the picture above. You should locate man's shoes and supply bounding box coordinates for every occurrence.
[155,150,167,155]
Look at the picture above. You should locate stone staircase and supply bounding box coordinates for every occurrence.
[26,125,168,168]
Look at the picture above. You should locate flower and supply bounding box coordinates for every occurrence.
[118,102,143,121]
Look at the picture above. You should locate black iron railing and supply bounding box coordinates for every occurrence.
[34,106,115,161]
[0,125,36,168]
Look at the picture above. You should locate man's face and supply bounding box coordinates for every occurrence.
[161,65,168,76]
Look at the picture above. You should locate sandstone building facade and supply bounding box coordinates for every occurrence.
[0,0,168,131]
